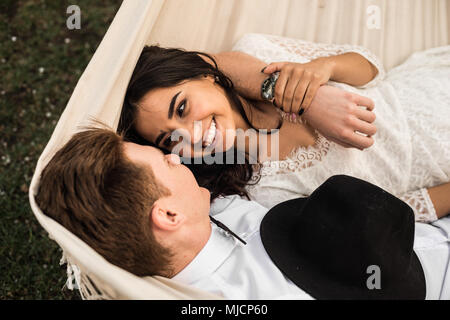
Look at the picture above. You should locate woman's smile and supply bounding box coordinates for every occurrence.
[135,75,239,156]
[202,117,217,148]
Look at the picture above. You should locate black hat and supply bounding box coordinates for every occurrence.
[260,175,425,300]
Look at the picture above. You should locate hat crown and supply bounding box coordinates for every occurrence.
[291,175,415,285]
[261,175,425,299]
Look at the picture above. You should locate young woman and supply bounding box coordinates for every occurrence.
[119,33,450,223]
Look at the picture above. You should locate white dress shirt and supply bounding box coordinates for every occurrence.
[173,195,313,299]
[172,195,450,300]
[415,218,450,299]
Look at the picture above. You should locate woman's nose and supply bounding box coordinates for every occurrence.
[172,120,203,145]
[192,120,203,144]
[165,153,181,165]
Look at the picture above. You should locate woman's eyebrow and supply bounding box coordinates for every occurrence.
[168,91,182,119]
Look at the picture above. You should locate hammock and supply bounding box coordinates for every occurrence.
[29,0,449,299]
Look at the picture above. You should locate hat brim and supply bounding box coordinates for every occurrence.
[260,197,426,300]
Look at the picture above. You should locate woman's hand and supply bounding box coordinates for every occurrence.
[262,58,334,114]
[303,85,377,150]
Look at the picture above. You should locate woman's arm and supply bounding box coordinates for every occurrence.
[204,51,377,150]
[209,51,378,100]
[399,183,450,223]
[327,52,379,87]
[261,53,377,113]
[428,182,450,219]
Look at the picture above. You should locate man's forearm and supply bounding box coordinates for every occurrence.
[207,51,267,101]
[326,52,378,87]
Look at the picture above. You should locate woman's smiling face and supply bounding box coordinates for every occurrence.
[135,75,238,158]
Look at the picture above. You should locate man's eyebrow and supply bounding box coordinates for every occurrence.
[168,91,182,119]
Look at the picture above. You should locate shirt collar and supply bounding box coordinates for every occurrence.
[172,223,237,285]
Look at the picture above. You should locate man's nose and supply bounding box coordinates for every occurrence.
[165,153,181,165]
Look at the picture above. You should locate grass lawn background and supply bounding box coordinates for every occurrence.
[0,0,123,299]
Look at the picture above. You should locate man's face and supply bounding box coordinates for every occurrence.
[123,142,211,222]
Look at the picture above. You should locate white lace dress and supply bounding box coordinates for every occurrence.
[232,33,450,223]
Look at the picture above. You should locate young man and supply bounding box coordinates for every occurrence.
[36,128,450,299]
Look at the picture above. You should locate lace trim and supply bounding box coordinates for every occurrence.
[398,188,438,223]
[255,111,331,178]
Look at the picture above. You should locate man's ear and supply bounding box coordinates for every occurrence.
[150,200,185,232]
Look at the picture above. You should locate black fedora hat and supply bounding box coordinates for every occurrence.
[260,175,426,300]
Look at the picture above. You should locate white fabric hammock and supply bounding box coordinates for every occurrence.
[29,0,449,299]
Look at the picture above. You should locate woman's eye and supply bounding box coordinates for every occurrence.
[176,100,186,117]
[163,135,172,147]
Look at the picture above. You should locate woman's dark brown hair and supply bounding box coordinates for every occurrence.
[36,128,173,277]
[118,45,279,200]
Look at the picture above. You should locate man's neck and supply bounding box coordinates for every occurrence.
[168,224,212,278]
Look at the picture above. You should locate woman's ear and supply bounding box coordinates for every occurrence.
[150,200,185,232]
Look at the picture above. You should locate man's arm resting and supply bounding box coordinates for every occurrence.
[204,51,267,101]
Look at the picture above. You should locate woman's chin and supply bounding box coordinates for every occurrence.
[206,129,235,153]
[195,141,234,160]
[182,132,236,161]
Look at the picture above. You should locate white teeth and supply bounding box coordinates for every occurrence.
[203,119,216,147]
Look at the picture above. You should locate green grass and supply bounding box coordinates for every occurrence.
[0,0,123,299]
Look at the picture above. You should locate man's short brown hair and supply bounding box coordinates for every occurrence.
[36,128,172,277]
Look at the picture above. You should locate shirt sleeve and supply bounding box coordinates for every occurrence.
[232,33,385,88]
[398,188,438,223]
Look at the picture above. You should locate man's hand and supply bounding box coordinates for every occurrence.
[302,85,377,150]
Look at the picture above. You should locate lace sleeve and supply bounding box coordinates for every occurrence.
[398,188,438,223]
[232,33,385,88]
